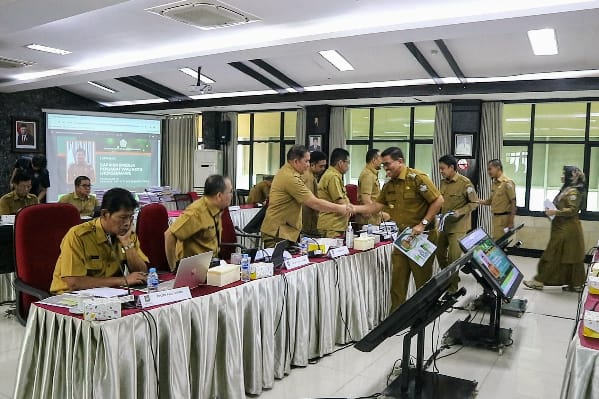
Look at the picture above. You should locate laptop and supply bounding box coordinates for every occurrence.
[152,251,213,291]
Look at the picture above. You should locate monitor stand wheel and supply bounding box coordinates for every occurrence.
[382,368,478,399]
[443,320,512,355]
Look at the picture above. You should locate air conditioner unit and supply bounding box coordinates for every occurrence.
[0,56,34,69]
[146,1,260,30]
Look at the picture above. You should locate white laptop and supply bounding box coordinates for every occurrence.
[152,251,213,291]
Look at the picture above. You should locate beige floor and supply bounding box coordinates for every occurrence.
[0,256,581,399]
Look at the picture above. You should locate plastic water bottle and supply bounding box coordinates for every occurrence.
[241,254,251,282]
[300,236,308,256]
[367,224,374,235]
[147,267,159,292]
[346,224,354,248]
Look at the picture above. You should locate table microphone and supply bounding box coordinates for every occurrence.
[119,261,137,308]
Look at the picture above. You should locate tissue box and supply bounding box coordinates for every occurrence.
[591,263,599,277]
[251,262,274,280]
[354,236,375,251]
[82,297,121,321]
[588,276,599,295]
[583,311,599,339]
[207,264,240,287]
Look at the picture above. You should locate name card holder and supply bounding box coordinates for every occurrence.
[284,255,310,270]
[138,287,192,309]
[329,246,350,258]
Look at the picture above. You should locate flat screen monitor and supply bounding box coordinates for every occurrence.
[459,228,523,300]
[355,251,472,353]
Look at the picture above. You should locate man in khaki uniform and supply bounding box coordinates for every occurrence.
[165,175,232,270]
[50,188,148,294]
[261,145,352,248]
[317,148,351,238]
[0,170,38,215]
[247,175,273,204]
[479,159,517,240]
[354,147,444,311]
[436,155,479,293]
[67,148,96,184]
[58,175,99,217]
[356,149,390,228]
[302,151,327,236]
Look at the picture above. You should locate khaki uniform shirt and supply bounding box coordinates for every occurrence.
[376,167,441,230]
[261,163,313,242]
[247,180,271,204]
[0,191,39,215]
[67,163,95,184]
[50,218,148,294]
[357,164,382,226]
[302,170,319,236]
[59,192,98,217]
[168,196,222,261]
[488,175,516,214]
[440,173,479,233]
[317,167,349,233]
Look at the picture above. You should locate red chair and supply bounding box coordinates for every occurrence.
[345,184,359,205]
[187,191,199,201]
[13,203,81,325]
[136,203,170,272]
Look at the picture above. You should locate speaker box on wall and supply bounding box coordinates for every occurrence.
[219,120,231,144]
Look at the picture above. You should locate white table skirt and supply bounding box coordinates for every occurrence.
[561,334,599,399]
[0,273,15,303]
[14,244,392,399]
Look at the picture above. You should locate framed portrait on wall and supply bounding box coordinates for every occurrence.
[308,135,322,152]
[454,133,473,157]
[12,117,39,153]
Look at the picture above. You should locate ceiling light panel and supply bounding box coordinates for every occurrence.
[26,44,71,55]
[527,28,558,55]
[319,50,354,71]
[88,81,117,93]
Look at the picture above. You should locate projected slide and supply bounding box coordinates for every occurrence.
[46,112,161,202]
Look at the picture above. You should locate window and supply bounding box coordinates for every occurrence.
[502,101,596,216]
[345,105,435,185]
[236,111,297,189]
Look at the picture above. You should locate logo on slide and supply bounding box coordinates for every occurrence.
[119,139,127,148]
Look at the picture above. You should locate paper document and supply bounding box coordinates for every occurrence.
[544,199,557,220]
[74,287,129,298]
[393,227,437,267]
[39,293,86,309]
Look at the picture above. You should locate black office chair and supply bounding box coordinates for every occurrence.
[235,189,249,206]
[173,193,193,210]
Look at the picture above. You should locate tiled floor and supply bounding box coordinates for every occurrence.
[0,256,581,398]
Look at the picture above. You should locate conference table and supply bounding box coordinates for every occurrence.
[561,255,599,399]
[13,242,393,399]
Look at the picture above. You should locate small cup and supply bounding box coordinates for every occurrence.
[230,253,242,265]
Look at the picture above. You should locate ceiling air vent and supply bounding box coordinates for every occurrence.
[0,56,34,69]
[146,1,260,30]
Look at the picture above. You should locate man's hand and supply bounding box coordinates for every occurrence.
[545,209,557,217]
[381,211,391,221]
[117,226,134,244]
[412,223,425,235]
[125,271,147,286]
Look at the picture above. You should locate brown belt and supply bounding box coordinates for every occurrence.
[493,212,510,216]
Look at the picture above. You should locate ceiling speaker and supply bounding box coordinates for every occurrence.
[146,1,260,30]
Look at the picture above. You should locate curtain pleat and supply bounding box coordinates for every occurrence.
[329,107,346,150]
[295,108,307,146]
[222,112,238,189]
[161,115,196,192]
[431,103,452,185]
[478,102,503,235]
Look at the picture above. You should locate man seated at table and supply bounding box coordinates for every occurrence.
[0,170,39,215]
[50,188,148,294]
[58,175,99,217]
[247,175,273,204]
[164,175,233,271]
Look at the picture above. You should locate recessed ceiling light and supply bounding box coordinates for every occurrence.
[319,50,354,71]
[179,67,215,84]
[25,44,71,55]
[87,81,117,93]
[527,28,558,56]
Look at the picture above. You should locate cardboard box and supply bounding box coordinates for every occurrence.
[82,297,122,321]
[354,236,375,251]
[207,264,240,287]
[583,310,599,339]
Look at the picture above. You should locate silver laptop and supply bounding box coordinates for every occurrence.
[155,251,213,291]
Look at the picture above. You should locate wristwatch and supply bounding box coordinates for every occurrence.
[421,219,429,226]
[121,242,135,253]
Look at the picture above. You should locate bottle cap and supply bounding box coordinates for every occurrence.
[149,267,156,273]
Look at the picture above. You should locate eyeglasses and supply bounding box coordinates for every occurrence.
[79,184,92,188]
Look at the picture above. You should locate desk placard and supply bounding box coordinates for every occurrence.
[138,287,191,308]
[329,246,350,258]
[284,255,310,270]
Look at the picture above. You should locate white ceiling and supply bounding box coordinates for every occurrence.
[1,0,599,112]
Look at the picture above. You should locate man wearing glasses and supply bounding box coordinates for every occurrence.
[58,176,99,217]
[50,188,148,294]
[353,147,444,311]
[317,148,351,238]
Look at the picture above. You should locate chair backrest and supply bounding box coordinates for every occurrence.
[345,184,359,205]
[235,189,249,206]
[219,207,237,261]
[136,203,170,272]
[187,191,200,201]
[173,193,193,210]
[14,203,81,320]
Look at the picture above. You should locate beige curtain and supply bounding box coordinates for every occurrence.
[222,112,238,188]
[161,115,197,192]
[329,107,346,150]
[295,108,307,146]
[478,102,503,235]
[431,103,452,185]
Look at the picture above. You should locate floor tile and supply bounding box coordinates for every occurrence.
[0,348,21,398]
